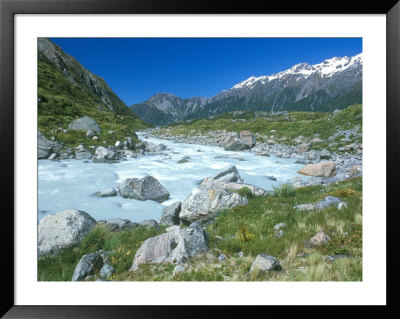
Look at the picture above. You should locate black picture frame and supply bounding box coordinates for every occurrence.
[1,0,399,317]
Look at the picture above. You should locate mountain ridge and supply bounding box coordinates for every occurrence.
[131,53,362,125]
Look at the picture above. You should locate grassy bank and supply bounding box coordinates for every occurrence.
[153,104,362,153]
[38,177,362,282]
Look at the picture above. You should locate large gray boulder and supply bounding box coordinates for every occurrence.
[38,131,53,159]
[179,187,248,225]
[118,176,170,203]
[71,253,104,281]
[160,202,182,226]
[38,209,97,258]
[68,116,101,134]
[224,138,250,151]
[130,222,208,270]
[210,165,243,183]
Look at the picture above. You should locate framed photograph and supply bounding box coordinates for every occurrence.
[1,0,398,317]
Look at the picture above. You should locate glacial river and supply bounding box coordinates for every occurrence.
[38,133,308,222]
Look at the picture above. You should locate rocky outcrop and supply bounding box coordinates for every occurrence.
[250,254,281,273]
[160,202,182,226]
[38,131,53,159]
[38,209,97,257]
[298,161,336,177]
[68,116,101,134]
[130,222,208,270]
[200,179,269,197]
[179,187,248,225]
[118,176,170,203]
[293,196,341,211]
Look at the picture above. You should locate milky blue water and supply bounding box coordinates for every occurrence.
[38,133,308,222]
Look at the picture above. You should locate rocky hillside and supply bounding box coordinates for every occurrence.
[38,38,149,147]
[131,54,362,126]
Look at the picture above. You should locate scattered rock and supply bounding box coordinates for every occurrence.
[315,196,341,210]
[99,262,115,278]
[218,254,226,261]
[238,251,244,258]
[75,151,92,160]
[274,223,287,231]
[266,175,276,181]
[160,202,182,226]
[68,116,101,134]
[177,158,190,164]
[250,254,281,273]
[72,253,103,281]
[98,218,138,232]
[38,209,97,257]
[48,153,57,160]
[118,176,170,203]
[326,254,352,262]
[293,203,315,211]
[130,222,209,270]
[93,187,117,198]
[298,161,336,177]
[86,130,95,138]
[337,202,348,210]
[173,265,185,277]
[306,231,331,248]
[95,146,116,160]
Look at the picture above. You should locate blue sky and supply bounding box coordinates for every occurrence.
[50,38,362,106]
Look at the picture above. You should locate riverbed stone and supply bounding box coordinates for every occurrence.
[68,116,101,133]
[94,146,116,160]
[160,202,182,226]
[298,161,336,177]
[75,151,92,160]
[38,209,97,258]
[93,187,117,198]
[130,222,208,270]
[118,176,170,203]
[224,137,250,151]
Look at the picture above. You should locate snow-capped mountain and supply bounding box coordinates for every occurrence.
[130,53,362,125]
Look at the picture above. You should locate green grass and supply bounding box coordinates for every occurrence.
[153,104,362,153]
[38,177,362,281]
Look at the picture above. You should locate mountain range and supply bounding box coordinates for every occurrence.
[130,54,362,126]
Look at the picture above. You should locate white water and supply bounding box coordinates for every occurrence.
[38,133,308,222]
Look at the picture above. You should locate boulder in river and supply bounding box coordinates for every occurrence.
[38,209,97,258]
[118,176,170,203]
[210,165,243,183]
[160,201,182,226]
[38,131,53,159]
[93,187,117,197]
[75,151,92,160]
[130,222,208,270]
[224,138,250,151]
[298,161,336,177]
[68,116,101,134]
[239,131,256,148]
[179,187,248,225]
